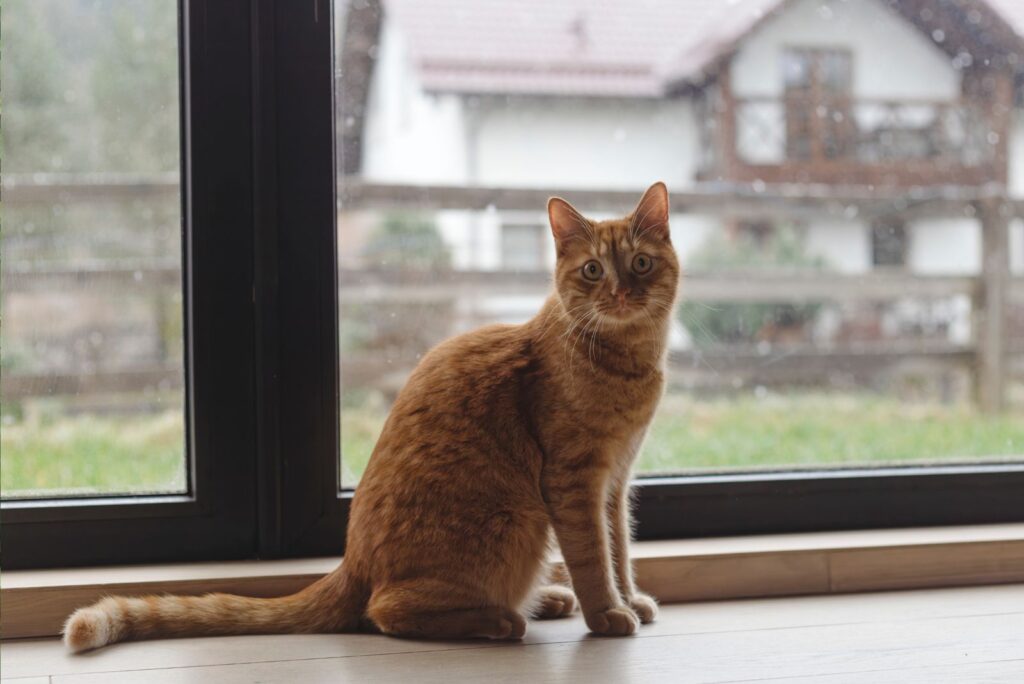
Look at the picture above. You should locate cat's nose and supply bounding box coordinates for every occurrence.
[612,287,631,305]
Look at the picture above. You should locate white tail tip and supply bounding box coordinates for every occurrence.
[63,607,113,652]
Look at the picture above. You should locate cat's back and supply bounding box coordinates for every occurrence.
[393,322,541,412]
[365,321,542,472]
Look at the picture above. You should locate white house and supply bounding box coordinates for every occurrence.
[351,0,1024,281]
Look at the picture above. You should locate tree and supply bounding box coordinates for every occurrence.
[91,0,180,173]
[0,0,69,172]
[361,212,452,271]
[679,225,828,347]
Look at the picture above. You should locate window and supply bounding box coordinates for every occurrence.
[2,1,186,498]
[782,48,854,160]
[871,220,909,269]
[1,1,264,569]
[4,0,1022,570]
[334,0,1023,541]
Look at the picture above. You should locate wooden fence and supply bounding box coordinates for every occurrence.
[3,175,1023,411]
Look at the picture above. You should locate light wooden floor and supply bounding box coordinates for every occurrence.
[3,584,1023,683]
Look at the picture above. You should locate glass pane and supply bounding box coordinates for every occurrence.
[782,50,812,91]
[820,50,852,94]
[1,1,186,498]
[335,0,1023,487]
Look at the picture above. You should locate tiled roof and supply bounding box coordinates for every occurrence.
[383,0,1024,97]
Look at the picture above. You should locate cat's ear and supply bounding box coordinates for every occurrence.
[631,181,670,241]
[548,197,591,245]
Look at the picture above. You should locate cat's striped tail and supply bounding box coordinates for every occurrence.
[63,565,369,652]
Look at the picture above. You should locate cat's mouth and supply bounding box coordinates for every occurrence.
[598,300,644,322]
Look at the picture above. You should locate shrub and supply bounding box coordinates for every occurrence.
[679,225,828,347]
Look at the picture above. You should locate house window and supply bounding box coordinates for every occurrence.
[782,48,854,160]
[871,220,909,268]
[501,223,547,271]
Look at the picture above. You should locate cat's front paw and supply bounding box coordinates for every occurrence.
[585,606,639,636]
[627,592,658,624]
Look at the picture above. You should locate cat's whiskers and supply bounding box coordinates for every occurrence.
[562,307,604,390]
[577,309,601,371]
[566,309,599,366]
[639,308,658,344]
[557,306,590,363]
[538,301,589,340]
[586,312,605,371]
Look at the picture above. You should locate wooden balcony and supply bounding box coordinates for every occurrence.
[703,96,1004,187]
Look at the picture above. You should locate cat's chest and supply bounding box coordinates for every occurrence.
[574,367,663,427]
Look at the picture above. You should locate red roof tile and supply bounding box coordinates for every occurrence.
[382,0,1024,97]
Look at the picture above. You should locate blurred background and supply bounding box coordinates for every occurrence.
[3,0,1023,497]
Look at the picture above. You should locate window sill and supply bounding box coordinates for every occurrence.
[4,523,1023,640]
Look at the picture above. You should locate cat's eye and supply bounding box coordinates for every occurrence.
[581,260,603,281]
[632,253,654,274]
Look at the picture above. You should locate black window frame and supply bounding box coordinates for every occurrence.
[3,0,1023,571]
[1,0,261,569]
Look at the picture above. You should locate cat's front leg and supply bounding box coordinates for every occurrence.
[608,478,658,624]
[545,472,639,637]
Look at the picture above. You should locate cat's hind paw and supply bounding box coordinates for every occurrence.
[533,585,577,619]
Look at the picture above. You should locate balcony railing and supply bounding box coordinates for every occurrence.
[723,97,999,186]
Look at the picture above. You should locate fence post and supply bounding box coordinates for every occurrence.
[975,198,1010,413]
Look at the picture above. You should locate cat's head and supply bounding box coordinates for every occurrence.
[548,182,679,328]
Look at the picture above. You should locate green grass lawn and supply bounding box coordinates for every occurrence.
[1,411,186,497]
[3,393,1022,496]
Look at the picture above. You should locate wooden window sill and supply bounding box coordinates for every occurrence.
[4,523,1024,640]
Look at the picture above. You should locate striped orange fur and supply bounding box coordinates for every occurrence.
[64,182,678,651]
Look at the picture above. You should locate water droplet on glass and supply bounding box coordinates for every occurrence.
[932,29,945,43]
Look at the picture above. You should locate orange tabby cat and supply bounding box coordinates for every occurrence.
[64,181,680,651]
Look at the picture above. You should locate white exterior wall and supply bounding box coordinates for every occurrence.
[803,220,871,273]
[907,219,981,274]
[362,23,468,184]
[731,0,959,100]
[473,98,699,190]
[1009,113,1024,199]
